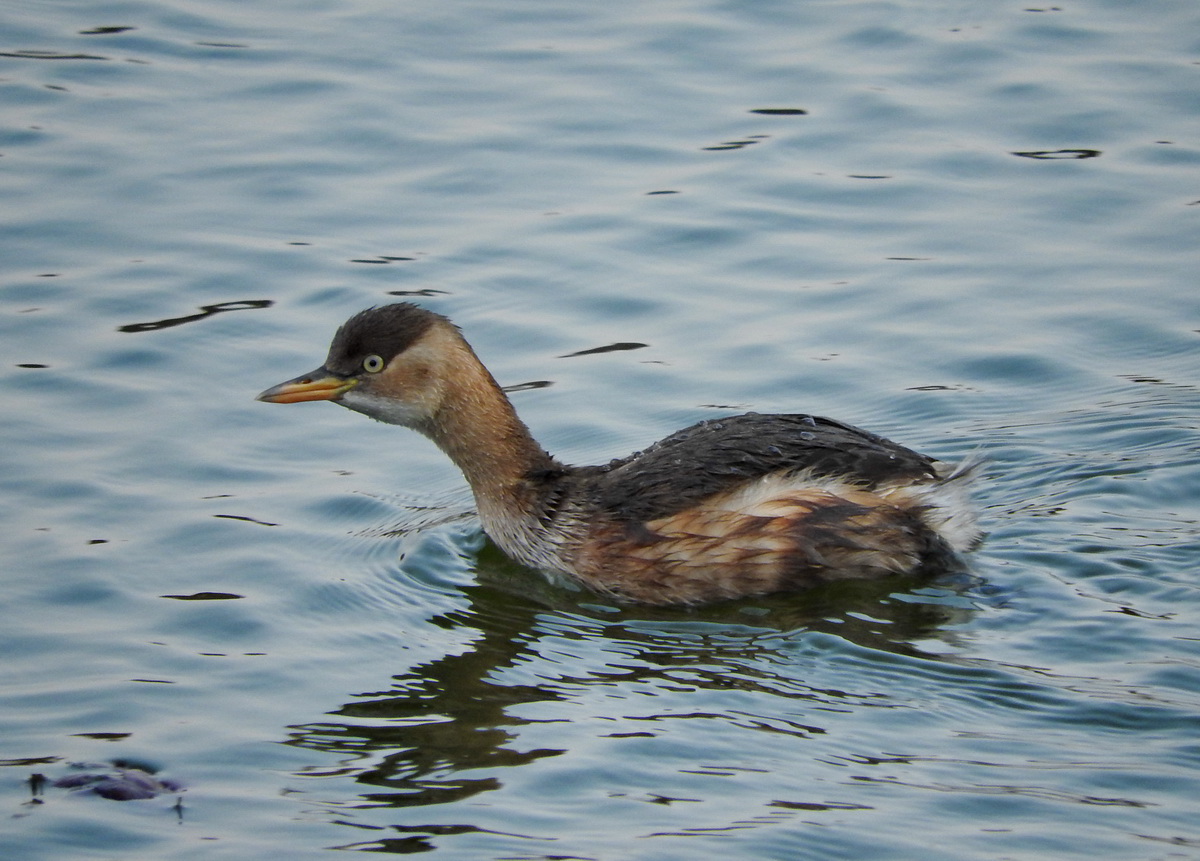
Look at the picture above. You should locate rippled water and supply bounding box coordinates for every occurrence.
[3,0,1198,858]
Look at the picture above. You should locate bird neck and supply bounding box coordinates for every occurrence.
[421,332,561,525]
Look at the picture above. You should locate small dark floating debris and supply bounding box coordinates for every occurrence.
[391,824,494,837]
[559,342,648,358]
[72,732,131,740]
[87,538,108,544]
[749,108,808,115]
[161,591,244,601]
[388,288,448,297]
[1012,148,1101,160]
[119,299,272,333]
[213,513,278,526]
[79,26,136,35]
[2,756,59,768]
[16,363,49,368]
[351,256,415,264]
[502,380,553,392]
[769,800,872,811]
[1110,606,1173,620]
[648,794,699,805]
[646,189,680,195]
[703,139,764,151]
[0,50,108,60]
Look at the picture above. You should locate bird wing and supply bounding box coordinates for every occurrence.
[574,413,938,524]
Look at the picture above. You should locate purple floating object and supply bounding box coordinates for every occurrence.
[53,767,183,800]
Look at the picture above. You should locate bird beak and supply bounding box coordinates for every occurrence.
[256,369,358,404]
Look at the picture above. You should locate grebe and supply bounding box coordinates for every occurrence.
[258,304,979,605]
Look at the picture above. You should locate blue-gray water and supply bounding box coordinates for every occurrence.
[3,1,1198,858]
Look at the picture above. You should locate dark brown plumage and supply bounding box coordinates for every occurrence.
[575,413,938,525]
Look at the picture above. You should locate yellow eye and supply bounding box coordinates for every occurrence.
[362,354,385,374]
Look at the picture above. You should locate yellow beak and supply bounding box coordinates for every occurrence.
[256,370,358,404]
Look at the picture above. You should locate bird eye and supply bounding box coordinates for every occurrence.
[362,354,385,374]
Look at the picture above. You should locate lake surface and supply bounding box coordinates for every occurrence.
[2,1,1198,858]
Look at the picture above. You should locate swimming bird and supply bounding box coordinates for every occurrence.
[257,304,979,605]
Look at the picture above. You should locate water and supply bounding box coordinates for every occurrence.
[2,0,1198,858]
